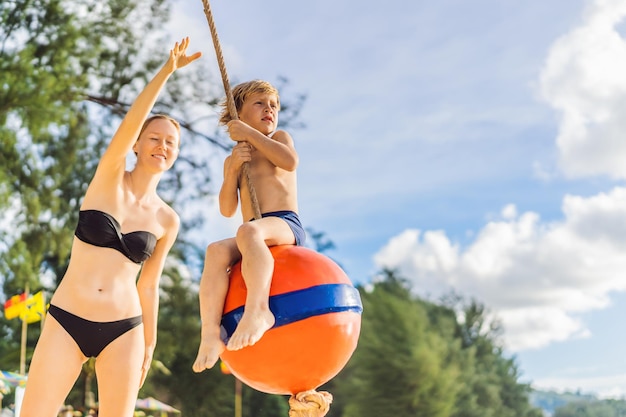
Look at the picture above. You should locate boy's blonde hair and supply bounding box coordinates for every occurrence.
[219,80,281,125]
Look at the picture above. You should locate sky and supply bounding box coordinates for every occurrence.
[165,0,626,399]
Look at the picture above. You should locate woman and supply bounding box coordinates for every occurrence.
[20,37,201,417]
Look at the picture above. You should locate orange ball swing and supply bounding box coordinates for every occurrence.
[220,244,362,395]
[200,0,363,413]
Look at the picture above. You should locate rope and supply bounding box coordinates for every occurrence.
[288,390,333,417]
[201,0,262,220]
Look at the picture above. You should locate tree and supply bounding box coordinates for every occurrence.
[1,0,94,294]
[553,400,623,417]
[326,269,543,417]
[329,269,460,417]
[441,294,543,417]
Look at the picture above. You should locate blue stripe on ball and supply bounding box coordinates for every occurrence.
[220,283,362,342]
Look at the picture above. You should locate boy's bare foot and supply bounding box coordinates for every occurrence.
[192,334,226,373]
[226,309,275,351]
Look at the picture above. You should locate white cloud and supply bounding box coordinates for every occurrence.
[374,187,626,351]
[540,0,626,178]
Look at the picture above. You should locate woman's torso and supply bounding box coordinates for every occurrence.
[51,172,165,321]
[51,239,146,321]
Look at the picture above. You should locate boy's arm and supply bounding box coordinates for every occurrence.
[227,121,298,171]
[219,154,243,217]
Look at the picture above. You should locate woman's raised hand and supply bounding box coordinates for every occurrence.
[165,37,202,72]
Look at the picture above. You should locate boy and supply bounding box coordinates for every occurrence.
[193,80,305,372]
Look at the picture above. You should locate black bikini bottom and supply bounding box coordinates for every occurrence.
[48,304,142,358]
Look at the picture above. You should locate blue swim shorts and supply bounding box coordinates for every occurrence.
[254,210,306,246]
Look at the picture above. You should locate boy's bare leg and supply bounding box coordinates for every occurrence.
[226,240,275,350]
[193,238,240,372]
[227,218,294,351]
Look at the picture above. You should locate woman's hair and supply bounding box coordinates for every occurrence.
[218,80,280,125]
[138,114,181,140]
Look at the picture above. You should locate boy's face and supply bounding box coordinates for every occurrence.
[238,92,279,135]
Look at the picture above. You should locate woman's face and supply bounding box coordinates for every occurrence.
[133,118,180,171]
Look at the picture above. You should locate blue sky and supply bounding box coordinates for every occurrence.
[167,0,626,398]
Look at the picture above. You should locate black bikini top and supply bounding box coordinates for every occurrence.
[75,209,157,264]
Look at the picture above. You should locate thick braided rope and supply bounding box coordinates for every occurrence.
[201,0,262,220]
[288,390,333,417]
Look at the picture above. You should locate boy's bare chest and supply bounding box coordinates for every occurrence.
[249,153,277,175]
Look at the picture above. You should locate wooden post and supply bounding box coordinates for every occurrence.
[235,377,242,417]
[19,283,29,375]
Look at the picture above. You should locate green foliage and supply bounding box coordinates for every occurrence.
[553,399,626,417]
[325,270,542,417]
[1,0,91,291]
[531,390,597,416]
[439,294,538,417]
[537,393,626,417]
[335,274,459,417]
